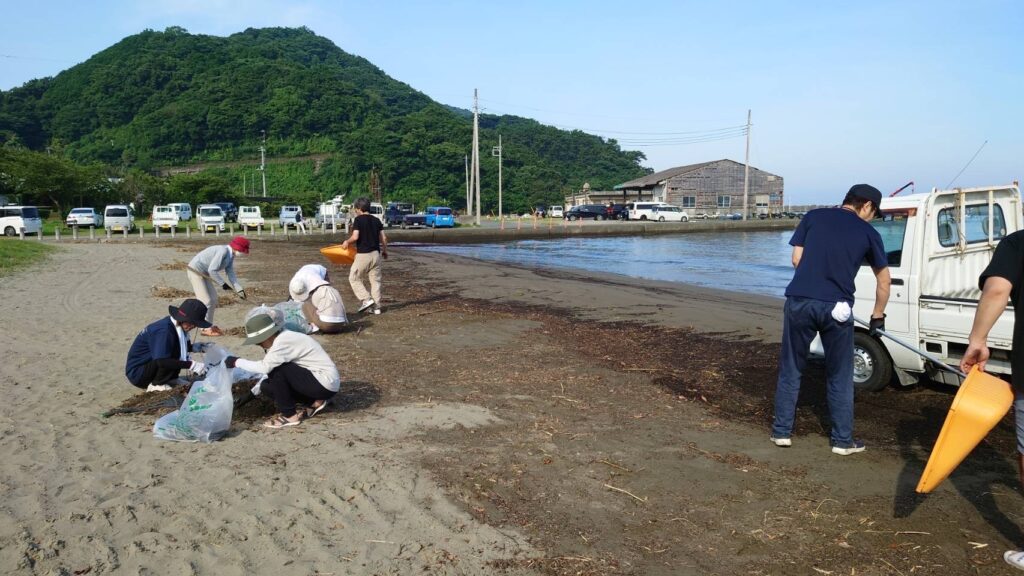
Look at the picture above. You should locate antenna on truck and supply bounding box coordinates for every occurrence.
[889,181,915,197]
[945,140,988,189]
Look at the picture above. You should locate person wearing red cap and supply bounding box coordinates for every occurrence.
[187,236,250,336]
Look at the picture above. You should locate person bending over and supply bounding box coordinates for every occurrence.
[289,264,347,333]
[187,235,250,336]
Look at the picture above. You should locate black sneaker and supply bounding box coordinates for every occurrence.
[831,439,866,456]
[357,299,375,313]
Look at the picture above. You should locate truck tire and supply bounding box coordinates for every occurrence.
[4,226,15,237]
[852,332,893,394]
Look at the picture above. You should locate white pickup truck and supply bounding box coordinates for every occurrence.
[817,184,1021,392]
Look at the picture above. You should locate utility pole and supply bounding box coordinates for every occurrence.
[259,130,268,198]
[742,110,751,221]
[492,135,503,221]
[464,155,470,216]
[472,89,481,226]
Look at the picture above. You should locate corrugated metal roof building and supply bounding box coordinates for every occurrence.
[614,159,783,217]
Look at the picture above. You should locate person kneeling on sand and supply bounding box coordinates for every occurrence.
[125,299,212,392]
[289,264,347,334]
[225,313,340,429]
[187,236,250,337]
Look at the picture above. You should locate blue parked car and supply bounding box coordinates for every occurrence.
[425,206,455,228]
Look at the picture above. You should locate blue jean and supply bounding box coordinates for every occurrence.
[771,297,856,445]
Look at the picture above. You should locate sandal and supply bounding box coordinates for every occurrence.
[306,399,331,418]
[263,414,303,429]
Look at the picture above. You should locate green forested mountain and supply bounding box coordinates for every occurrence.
[0,26,649,214]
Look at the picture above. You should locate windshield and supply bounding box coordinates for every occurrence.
[437,208,452,215]
[871,212,909,267]
[71,208,90,215]
[200,208,222,216]
[107,208,128,217]
[662,207,681,212]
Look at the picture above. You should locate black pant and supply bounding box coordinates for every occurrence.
[263,362,335,417]
[133,358,182,389]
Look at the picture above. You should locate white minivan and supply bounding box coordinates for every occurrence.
[1,205,43,236]
[168,203,192,222]
[549,206,564,218]
[627,201,669,221]
[279,205,303,228]
[104,205,135,232]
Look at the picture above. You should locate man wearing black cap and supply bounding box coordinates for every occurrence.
[770,184,891,455]
[125,298,212,392]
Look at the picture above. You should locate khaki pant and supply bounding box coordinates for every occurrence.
[187,268,218,324]
[348,251,382,308]
[302,299,346,333]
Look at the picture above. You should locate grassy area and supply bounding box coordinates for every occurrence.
[0,240,57,277]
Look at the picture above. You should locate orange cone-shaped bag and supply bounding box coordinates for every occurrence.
[320,244,356,266]
[916,366,1013,493]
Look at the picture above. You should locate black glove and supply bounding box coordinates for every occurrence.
[225,356,238,369]
[221,283,232,291]
[869,315,886,336]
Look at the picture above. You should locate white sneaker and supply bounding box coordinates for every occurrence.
[1006,550,1024,570]
[373,308,381,315]
[770,436,792,447]
[357,299,375,313]
[146,384,173,393]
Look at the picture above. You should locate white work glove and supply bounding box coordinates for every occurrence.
[189,361,208,378]
[236,288,247,300]
[831,302,851,323]
[192,342,212,353]
[251,377,265,396]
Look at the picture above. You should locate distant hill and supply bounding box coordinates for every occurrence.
[0,26,649,211]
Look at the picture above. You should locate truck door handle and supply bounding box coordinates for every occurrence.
[891,278,904,286]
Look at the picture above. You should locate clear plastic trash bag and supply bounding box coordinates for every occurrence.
[153,345,234,443]
[274,301,312,334]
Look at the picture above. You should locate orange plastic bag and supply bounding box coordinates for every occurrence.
[916,366,1013,493]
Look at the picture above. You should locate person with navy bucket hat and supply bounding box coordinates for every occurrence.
[125,298,213,392]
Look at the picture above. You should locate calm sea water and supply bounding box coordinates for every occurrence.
[417,231,796,298]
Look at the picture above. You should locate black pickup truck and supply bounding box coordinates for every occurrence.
[384,204,413,228]
[400,213,427,229]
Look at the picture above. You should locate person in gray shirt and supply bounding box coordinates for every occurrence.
[187,236,250,336]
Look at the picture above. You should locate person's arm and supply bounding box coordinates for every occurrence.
[961,276,1013,373]
[791,246,803,268]
[380,229,388,258]
[206,247,230,286]
[341,228,360,249]
[871,266,891,319]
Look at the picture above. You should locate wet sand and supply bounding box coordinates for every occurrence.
[0,238,1020,575]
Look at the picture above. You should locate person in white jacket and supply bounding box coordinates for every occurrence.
[225,312,340,429]
[187,236,250,336]
[289,264,347,333]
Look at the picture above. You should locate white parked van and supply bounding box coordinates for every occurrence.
[196,204,226,233]
[279,205,303,228]
[238,206,264,228]
[627,202,669,221]
[549,206,564,218]
[811,184,1022,393]
[1,205,43,236]
[369,202,385,226]
[103,205,135,232]
[168,203,192,221]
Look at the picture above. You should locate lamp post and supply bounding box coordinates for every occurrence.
[492,135,503,222]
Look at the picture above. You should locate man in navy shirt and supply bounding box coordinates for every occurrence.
[771,184,891,455]
[125,299,212,392]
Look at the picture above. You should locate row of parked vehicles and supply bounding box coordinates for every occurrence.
[564,202,693,222]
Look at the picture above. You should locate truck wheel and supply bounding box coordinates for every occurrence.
[658,216,666,222]
[4,226,15,237]
[852,332,893,394]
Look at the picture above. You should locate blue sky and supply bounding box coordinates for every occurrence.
[1,0,1022,204]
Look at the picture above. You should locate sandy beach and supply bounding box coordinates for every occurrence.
[1,237,1022,575]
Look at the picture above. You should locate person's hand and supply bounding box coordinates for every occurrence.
[236,289,247,300]
[221,283,232,291]
[868,314,886,336]
[961,341,990,374]
[192,342,212,353]
[225,356,238,369]
[381,249,388,260]
[340,241,349,250]
[189,361,208,377]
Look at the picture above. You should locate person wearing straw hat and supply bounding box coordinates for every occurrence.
[770,184,891,455]
[288,264,347,333]
[125,298,212,392]
[224,313,340,429]
[960,230,1024,570]
[187,236,250,337]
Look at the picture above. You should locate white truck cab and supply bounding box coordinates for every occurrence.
[238,206,264,229]
[196,204,226,232]
[812,184,1021,392]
